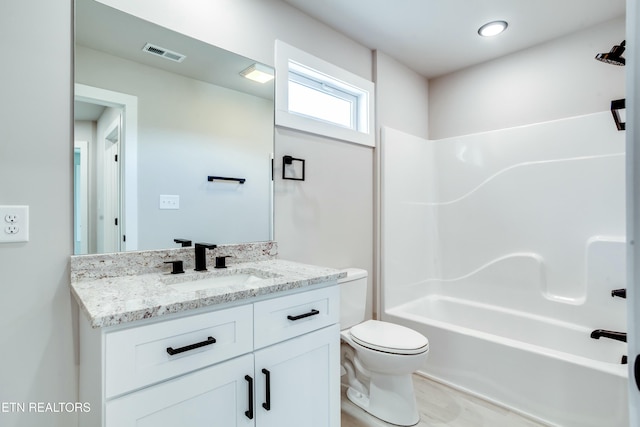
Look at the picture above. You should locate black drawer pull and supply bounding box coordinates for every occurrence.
[245,375,254,419]
[166,336,216,356]
[262,368,271,411]
[287,309,320,321]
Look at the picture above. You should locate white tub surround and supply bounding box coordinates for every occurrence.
[70,242,345,328]
[380,113,628,427]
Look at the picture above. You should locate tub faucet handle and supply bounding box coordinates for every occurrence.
[611,288,626,299]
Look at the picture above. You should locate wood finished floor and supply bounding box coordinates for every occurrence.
[341,374,551,427]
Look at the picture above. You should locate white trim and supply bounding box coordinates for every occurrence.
[75,83,139,251]
[626,0,640,422]
[274,40,375,147]
[74,140,89,254]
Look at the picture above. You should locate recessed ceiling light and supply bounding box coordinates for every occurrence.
[478,21,508,37]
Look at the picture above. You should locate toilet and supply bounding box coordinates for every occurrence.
[339,268,429,426]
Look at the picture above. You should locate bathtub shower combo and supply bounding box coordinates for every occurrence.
[380,112,628,427]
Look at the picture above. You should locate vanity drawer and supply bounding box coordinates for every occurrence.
[254,285,339,349]
[105,304,253,398]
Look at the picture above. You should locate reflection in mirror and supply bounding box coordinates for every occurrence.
[74,0,274,254]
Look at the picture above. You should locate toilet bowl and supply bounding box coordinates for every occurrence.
[339,269,429,426]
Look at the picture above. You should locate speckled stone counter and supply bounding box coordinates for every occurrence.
[70,241,278,281]
[70,242,345,328]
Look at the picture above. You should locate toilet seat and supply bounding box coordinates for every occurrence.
[349,320,429,355]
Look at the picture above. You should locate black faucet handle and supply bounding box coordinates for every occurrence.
[215,256,233,269]
[195,243,217,249]
[174,238,192,247]
[164,260,185,274]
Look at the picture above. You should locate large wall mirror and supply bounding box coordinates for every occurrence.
[74,0,274,254]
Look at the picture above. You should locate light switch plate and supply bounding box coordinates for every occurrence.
[159,195,180,210]
[0,205,29,243]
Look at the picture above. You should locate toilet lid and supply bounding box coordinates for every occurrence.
[349,320,429,355]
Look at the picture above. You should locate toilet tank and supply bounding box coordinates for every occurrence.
[338,268,368,329]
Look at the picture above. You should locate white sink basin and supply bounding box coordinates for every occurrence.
[164,269,277,292]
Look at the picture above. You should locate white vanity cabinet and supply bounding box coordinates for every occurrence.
[252,287,341,427]
[106,353,255,426]
[254,324,340,427]
[78,283,340,427]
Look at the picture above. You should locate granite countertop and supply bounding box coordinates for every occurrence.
[71,259,345,328]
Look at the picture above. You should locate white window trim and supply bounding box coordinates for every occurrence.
[275,40,375,147]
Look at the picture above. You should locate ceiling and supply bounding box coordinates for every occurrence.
[75,0,274,119]
[283,0,626,78]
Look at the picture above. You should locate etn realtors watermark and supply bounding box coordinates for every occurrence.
[1,401,91,413]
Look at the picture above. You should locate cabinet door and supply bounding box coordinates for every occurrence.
[106,353,255,427]
[254,324,340,427]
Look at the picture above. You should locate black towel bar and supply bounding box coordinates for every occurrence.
[207,176,246,184]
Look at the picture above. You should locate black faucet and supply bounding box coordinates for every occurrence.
[194,243,217,271]
[590,329,627,342]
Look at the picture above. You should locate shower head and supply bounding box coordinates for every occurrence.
[595,40,626,66]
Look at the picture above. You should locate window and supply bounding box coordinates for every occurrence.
[275,41,375,147]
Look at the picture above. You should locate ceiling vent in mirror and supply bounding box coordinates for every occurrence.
[142,43,186,63]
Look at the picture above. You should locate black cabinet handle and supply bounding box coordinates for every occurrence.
[166,336,216,356]
[635,355,640,392]
[287,309,320,321]
[244,375,254,419]
[262,368,271,411]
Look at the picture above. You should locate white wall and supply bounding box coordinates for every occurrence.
[274,129,374,314]
[374,51,430,140]
[0,1,76,427]
[76,46,273,249]
[95,0,372,81]
[429,17,626,139]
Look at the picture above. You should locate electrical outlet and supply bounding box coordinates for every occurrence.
[0,205,29,243]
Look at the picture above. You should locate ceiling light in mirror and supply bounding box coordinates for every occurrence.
[240,63,275,83]
[478,21,508,37]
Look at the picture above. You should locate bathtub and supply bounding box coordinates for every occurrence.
[384,295,629,427]
[379,120,628,426]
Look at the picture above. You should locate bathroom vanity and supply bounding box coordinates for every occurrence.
[70,243,343,427]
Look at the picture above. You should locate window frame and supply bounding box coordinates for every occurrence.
[274,40,375,147]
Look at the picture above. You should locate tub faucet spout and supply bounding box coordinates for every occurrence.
[590,329,626,342]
